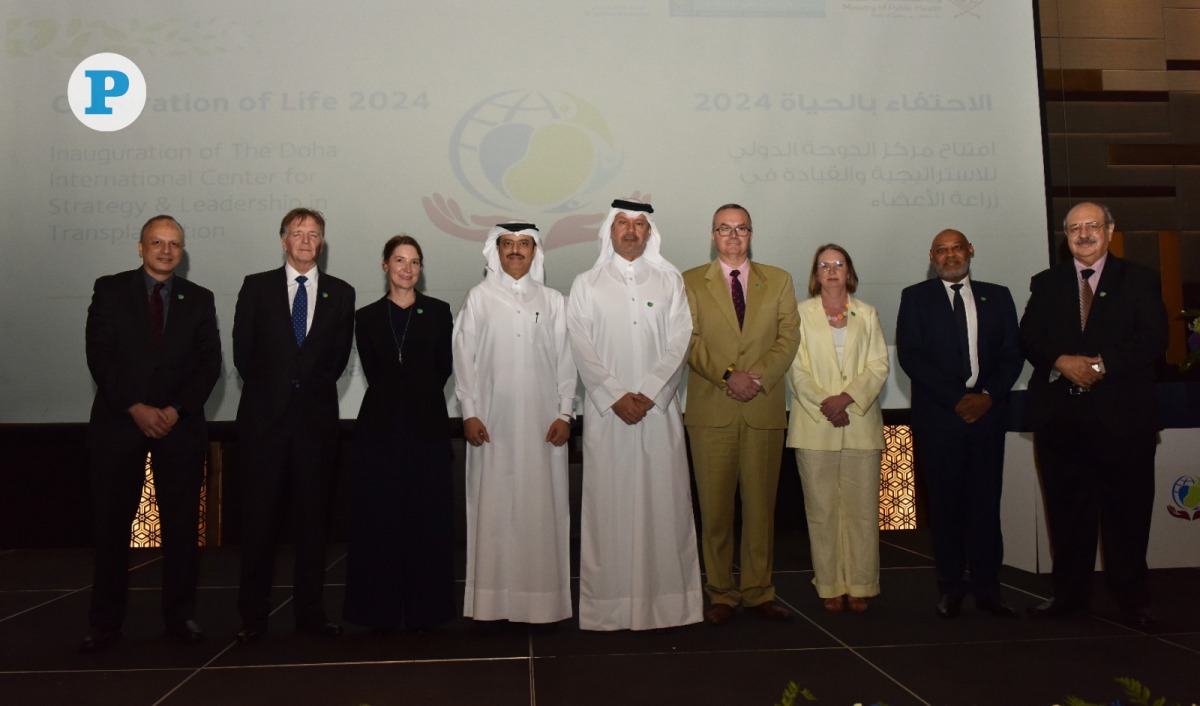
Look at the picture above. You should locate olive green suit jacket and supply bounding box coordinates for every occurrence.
[683,260,800,428]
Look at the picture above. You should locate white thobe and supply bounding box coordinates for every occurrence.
[566,254,703,631]
[453,272,577,623]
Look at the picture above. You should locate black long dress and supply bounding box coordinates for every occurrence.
[343,293,456,631]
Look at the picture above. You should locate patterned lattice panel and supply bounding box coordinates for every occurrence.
[879,425,916,530]
[130,453,207,548]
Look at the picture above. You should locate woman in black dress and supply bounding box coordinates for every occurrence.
[343,235,456,632]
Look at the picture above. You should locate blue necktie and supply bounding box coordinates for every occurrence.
[292,275,308,347]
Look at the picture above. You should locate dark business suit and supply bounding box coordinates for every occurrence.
[343,293,456,630]
[1019,256,1167,610]
[233,267,354,629]
[84,269,221,629]
[897,277,1022,601]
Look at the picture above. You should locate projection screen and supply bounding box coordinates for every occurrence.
[0,0,1048,423]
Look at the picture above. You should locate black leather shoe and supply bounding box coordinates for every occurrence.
[1119,606,1156,631]
[1029,597,1085,618]
[79,625,121,653]
[236,625,267,645]
[165,619,205,643]
[298,620,342,637]
[936,594,963,618]
[975,596,1020,618]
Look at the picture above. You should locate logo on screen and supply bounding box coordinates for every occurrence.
[423,89,622,249]
[449,90,619,212]
[67,52,147,132]
[1167,475,1200,521]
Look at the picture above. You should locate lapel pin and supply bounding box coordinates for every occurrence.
[417,308,424,314]
[1099,291,1107,297]
[321,292,329,298]
[647,302,654,307]
[177,293,185,300]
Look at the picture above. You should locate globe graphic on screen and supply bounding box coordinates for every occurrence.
[1173,475,1200,511]
[449,90,620,212]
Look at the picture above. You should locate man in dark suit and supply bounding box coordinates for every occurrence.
[897,229,1023,619]
[82,215,221,651]
[233,207,355,642]
[682,204,800,625]
[1019,202,1167,629]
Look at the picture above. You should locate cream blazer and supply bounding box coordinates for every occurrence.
[786,296,889,451]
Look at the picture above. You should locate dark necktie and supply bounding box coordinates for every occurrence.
[730,269,745,329]
[292,275,308,346]
[1079,268,1094,331]
[951,283,971,380]
[149,282,165,345]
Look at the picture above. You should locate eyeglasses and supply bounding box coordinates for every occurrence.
[1066,221,1106,236]
[816,261,845,271]
[712,225,752,238]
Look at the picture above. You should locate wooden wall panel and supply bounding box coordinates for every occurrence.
[1049,0,1165,38]
[1168,93,1200,140]
[1050,134,1176,185]
[1057,39,1165,69]
[1176,168,1200,226]
[1044,101,1170,132]
[1164,9,1200,58]
[1041,0,1200,239]
[1039,0,1061,36]
[1041,37,1062,69]
[1104,69,1200,91]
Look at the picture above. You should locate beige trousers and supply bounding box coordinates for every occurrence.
[795,448,882,599]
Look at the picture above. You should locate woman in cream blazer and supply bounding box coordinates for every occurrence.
[786,244,889,613]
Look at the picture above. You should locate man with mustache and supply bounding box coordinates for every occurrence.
[566,199,703,631]
[1019,202,1167,629]
[897,228,1023,619]
[453,222,577,625]
[81,215,221,651]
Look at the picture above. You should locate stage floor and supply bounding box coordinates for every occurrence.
[2,529,1197,706]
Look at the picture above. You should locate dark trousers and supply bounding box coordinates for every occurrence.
[914,418,1006,600]
[1034,400,1156,610]
[237,423,339,629]
[88,443,203,629]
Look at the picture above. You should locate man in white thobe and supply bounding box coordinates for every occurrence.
[453,222,577,624]
[566,199,703,631]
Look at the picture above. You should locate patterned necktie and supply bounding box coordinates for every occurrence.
[730,269,745,329]
[149,282,165,345]
[292,275,308,346]
[951,283,971,379]
[1079,268,1094,331]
